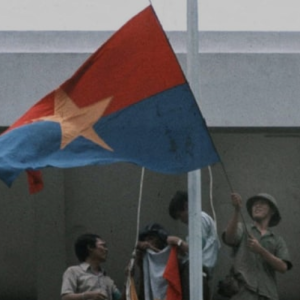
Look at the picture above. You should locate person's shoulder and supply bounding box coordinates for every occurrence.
[201,212,218,235]
[201,211,215,224]
[270,231,287,243]
[63,264,82,275]
[201,211,211,218]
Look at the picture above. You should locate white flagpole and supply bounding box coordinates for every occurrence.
[187,0,203,300]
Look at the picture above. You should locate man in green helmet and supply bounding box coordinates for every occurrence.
[222,193,292,300]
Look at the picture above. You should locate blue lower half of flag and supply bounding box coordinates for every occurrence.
[0,83,219,186]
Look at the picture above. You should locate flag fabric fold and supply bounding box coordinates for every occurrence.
[126,275,139,300]
[0,5,219,192]
[163,246,182,300]
[143,246,182,300]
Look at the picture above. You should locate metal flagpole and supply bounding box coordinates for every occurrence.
[187,0,203,299]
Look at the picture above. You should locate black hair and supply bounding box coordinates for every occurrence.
[74,233,102,262]
[168,190,188,219]
[139,223,169,241]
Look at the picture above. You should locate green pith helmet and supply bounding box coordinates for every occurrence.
[246,193,281,227]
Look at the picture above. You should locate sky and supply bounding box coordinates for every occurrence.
[0,0,299,31]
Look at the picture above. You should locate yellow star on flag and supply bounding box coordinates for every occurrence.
[35,88,114,151]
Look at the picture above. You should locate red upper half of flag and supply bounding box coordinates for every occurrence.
[8,5,185,131]
[63,5,186,112]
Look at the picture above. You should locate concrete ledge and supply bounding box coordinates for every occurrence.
[1,31,300,53]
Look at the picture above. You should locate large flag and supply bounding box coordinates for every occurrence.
[0,5,219,192]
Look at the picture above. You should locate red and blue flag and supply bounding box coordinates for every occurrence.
[0,5,219,192]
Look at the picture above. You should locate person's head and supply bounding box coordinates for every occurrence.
[138,223,169,250]
[169,190,188,224]
[74,233,108,262]
[246,193,281,227]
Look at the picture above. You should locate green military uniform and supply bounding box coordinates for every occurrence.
[223,193,292,300]
[225,223,292,300]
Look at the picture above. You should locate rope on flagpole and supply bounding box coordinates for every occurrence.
[135,167,145,248]
[201,127,249,236]
[219,160,250,236]
[208,166,217,229]
[126,167,145,300]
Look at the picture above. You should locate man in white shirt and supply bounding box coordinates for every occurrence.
[61,233,122,300]
[167,190,219,300]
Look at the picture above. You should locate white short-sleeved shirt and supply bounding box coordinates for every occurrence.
[184,211,220,275]
[61,262,120,300]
